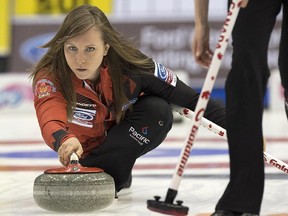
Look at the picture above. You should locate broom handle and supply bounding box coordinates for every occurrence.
[173,106,288,175]
[165,0,242,203]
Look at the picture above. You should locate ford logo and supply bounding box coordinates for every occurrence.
[73,111,94,121]
[20,33,56,64]
[158,64,167,80]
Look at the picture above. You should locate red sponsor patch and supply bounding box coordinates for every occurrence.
[35,79,56,99]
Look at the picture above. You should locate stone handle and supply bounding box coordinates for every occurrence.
[70,152,79,165]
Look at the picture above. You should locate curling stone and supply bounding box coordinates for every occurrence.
[33,153,115,212]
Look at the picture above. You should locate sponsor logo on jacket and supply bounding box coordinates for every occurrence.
[71,107,96,128]
[122,98,138,111]
[154,62,177,87]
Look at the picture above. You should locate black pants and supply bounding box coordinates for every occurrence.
[216,0,286,214]
[80,96,173,191]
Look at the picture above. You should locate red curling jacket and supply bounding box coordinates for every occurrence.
[34,62,225,158]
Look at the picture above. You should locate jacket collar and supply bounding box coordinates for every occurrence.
[71,67,113,106]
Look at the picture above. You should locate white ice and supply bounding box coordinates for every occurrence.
[0,110,287,216]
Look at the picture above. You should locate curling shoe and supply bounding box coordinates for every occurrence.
[211,210,259,216]
[122,173,132,189]
[115,173,132,193]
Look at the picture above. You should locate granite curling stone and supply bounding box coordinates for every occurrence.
[33,153,115,212]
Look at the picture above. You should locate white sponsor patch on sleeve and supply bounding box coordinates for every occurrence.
[154,61,177,87]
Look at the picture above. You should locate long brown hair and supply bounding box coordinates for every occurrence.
[30,4,154,123]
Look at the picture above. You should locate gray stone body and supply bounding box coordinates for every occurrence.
[33,172,115,212]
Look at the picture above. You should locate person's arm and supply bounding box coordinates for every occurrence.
[33,70,83,166]
[35,91,83,166]
[194,0,209,27]
[192,0,213,68]
[138,62,226,128]
[192,0,249,68]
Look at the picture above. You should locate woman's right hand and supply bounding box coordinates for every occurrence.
[57,137,83,166]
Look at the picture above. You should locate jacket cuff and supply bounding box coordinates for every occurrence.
[52,129,75,151]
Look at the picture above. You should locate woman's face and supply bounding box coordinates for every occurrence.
[64,27,109,82]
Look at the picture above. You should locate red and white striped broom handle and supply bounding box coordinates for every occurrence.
[169,0,242,190]
[173,106,288,174]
